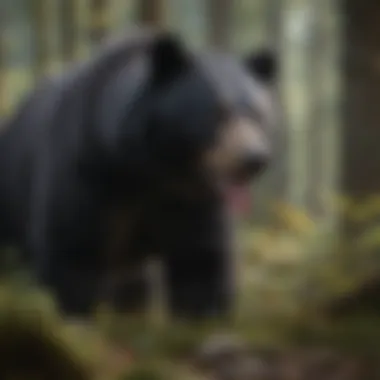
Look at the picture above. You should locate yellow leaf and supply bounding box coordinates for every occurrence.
[272,201,315,235]
[356,224,380,250]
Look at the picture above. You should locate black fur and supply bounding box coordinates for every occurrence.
[0,30,276,319]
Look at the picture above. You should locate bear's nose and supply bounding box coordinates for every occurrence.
[239,151,270,179]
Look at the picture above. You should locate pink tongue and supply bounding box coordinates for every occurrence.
[226,185,252,216]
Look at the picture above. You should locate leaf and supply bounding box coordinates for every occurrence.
[272,201,315,235]
[356,224,380,251]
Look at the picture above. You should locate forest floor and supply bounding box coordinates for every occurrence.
[0,219,380,380]
[0,288,379,380]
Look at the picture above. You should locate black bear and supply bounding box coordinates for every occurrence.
[0,29,277,320]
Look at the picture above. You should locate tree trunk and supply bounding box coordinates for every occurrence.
[304,0,329,218]
[206,0,234,49]
[89,0,109,47]
[137,0,165,27]
[29,0,50,81]
[327,0,380,318]
[341,0,380,242]
[0,10,6,116]
[59,0,77,63]
[341,0,380,207]
[258,0,288,224]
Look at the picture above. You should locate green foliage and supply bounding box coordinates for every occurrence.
[0,282,93,380]
[118,363,166,380]
[0,197,380,378]
[240,196,380,315]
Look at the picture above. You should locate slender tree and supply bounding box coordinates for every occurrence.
[59,0,77,63]
[304,0,330,218]
[328,0,380,317]
[137,0,165,27]
[88,0,109,47]
[29,0,50,81]
[0,9,6,116]
[259,0,288,223]
[341,0,380,218]
[206,0,234,49]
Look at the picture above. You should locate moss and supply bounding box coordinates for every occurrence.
[118,363,167,380]
[0,314,92,380]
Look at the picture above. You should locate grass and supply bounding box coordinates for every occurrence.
[0,200,379,379]
[0,281,379,379]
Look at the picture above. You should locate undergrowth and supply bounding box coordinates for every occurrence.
[1,198,380,379]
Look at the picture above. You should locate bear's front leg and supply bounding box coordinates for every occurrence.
[165,248,234,320]
[36,257,103,317]
[104,261,150,314]
[26,171,107,318]
[160,200,236,321]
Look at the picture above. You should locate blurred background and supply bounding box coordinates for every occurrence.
[0,0,340,225]
[1,1,380,379]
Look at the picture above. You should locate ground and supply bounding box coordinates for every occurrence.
[0,213,379,380]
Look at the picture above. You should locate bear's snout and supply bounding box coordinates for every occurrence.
[235,148,270,182]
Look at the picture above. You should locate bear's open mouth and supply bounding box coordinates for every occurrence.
[224,183,252,215]
[219,176,253,216]
[219,156,269,215]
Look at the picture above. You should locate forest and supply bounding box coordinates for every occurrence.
[0,1,379,379]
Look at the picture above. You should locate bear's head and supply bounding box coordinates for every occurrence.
[98,31,277,211]
[140,33,277,212]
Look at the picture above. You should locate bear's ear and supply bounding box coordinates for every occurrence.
[245,48,277,84]
[150,32,189,86]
